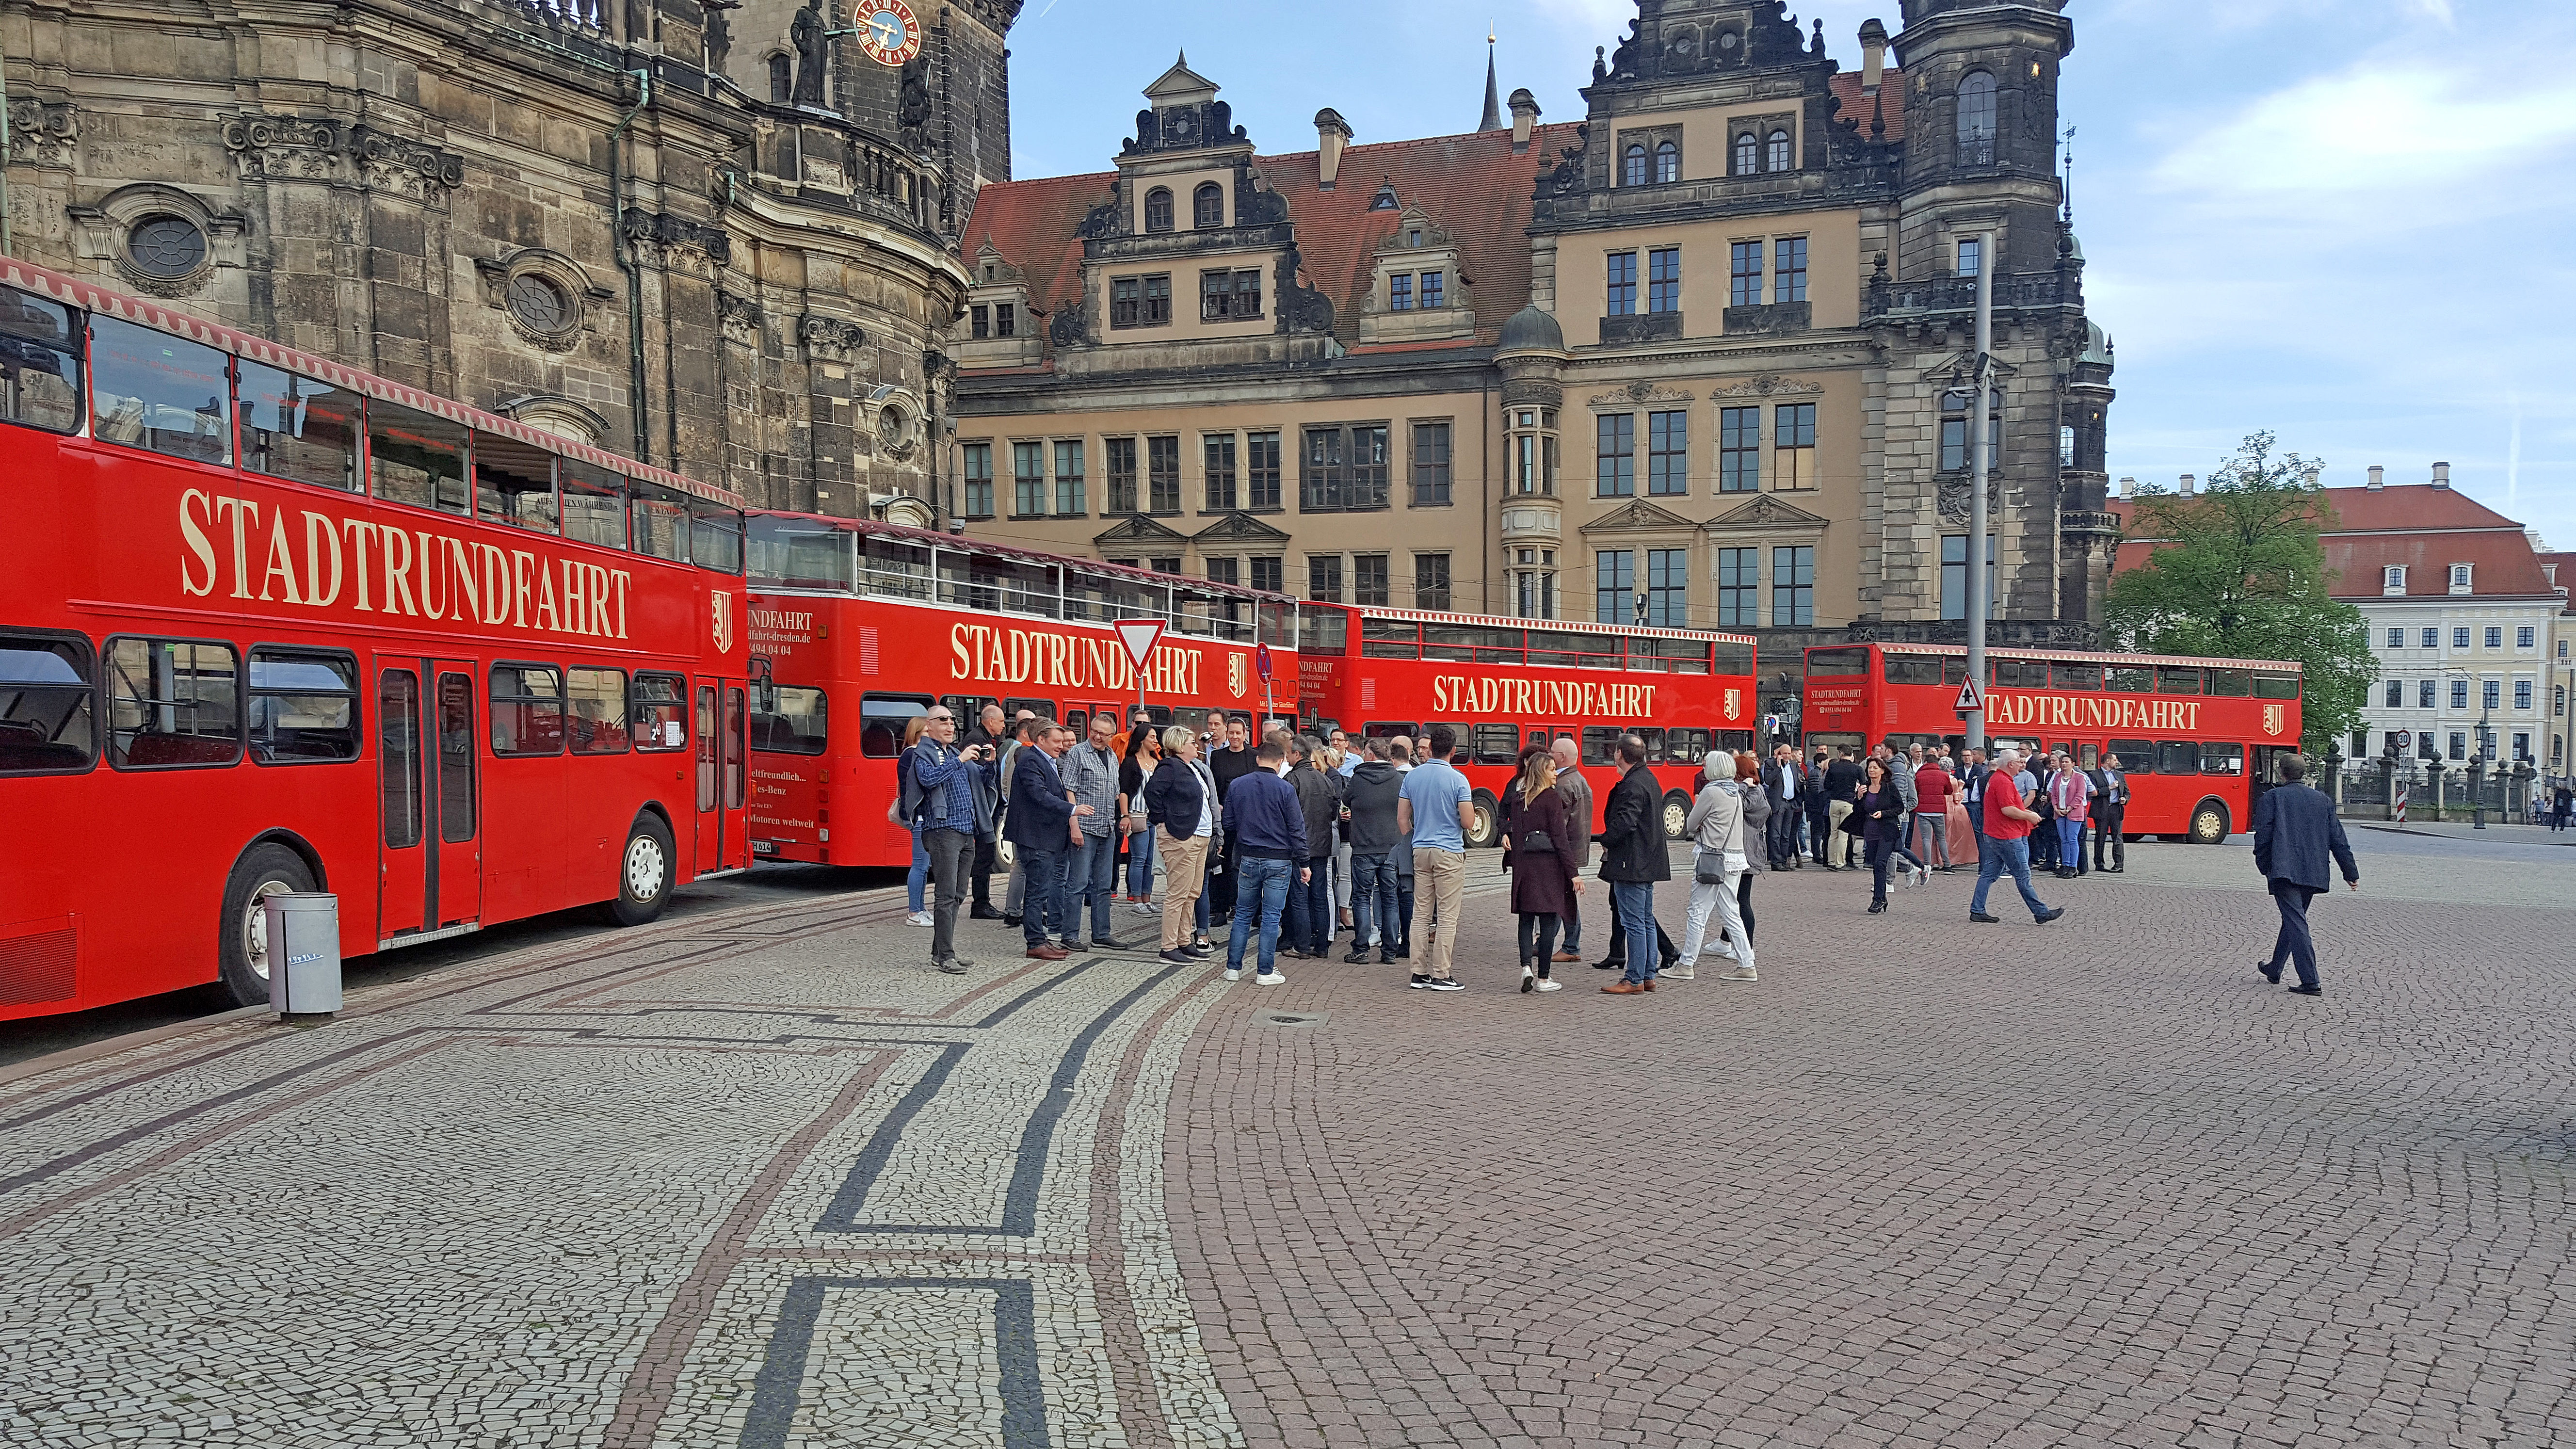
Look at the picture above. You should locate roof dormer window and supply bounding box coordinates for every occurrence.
[2448,563,2473,594]
[2383,565,2406,595]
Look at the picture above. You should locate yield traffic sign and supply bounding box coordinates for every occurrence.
[1112,617,1166,671]
[1954,677,1984,714]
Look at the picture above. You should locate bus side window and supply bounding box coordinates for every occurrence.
[2051,662,2102,691]
[2252,673,2301,699]
[1884,656,1942,687]
[106,637,242,769]
[569,668,631,754]
[1473,723,1518,764]
[2204,668,2251,698]
[2077,742,2099,769]
[1580,725,1619,767]
[247,647,360,763]
[1637,727,1668,762]
[751,685,829,755]
[561,461,629,550]
[2109,739,2154,773]
[2106,666,2152,693]
[1670,728,1707,763]
[89,316,231,465]
[236,360,361,492]
[369,399,469,513]
[0,632,96,773]
[862,693,932,757]
[491,664,566,756]
[0,283,84,434]
[2200,742,2245,775]
[2156,666,2203,695]
[1004,697,1057,724]
[1942,656,1967,687]
[633,671,689,751]
[2156,740,2199,775]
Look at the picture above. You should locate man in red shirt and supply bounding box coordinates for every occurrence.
[1911,754,1956,871]
[1970,748,2063,924]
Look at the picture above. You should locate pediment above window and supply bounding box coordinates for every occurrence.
[1093,514,1190,547]
[1191,511,1291,544]
[1578,498,1697,534]
[1590,381,1697,410]
[1705,493,1831,531]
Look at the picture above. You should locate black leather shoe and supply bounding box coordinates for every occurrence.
[2257,961,2282,984]
[1593,957,1621,970]
[970,905,1004,920]
[2286,983,2322,996]
[2034,907,2065,924]
[1001,913,1022,928]
[1088,937,1129,951]
[1867,900,1885,914]
[1970,912,2001,923]
[1345,948,1375,963]
[936,958,970,975]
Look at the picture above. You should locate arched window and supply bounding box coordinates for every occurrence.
[767,54,791,104]
[1622,143,1648,187]
[1654,141,1679,183]
[1957,70,1996,163]
[1192,182,1224,228]
[1733,132,1758,175]
[1766,129,1791,172]
[1143,187,1174,233]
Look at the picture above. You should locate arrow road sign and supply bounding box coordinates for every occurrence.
[1954,677,1984,714]
[1113,618,1166,672]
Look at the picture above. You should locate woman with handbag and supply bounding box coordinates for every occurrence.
[1709,750,1769,966]
[1499,745,1582,994]
[1120,727,1160,913]
[1676,753,1756,981]
[1852,756,1906,913]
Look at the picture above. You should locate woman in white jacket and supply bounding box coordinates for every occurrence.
[1673,752,1758,982]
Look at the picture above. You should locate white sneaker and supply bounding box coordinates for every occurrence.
[1255,970,1285,986]
[906,911,933,927]
[1665,966,1696,980]
[1223,967,1242,982]
[1533,978,1563,992]
[1133,901,1157,916]
[1712,944,1739,961]
[1722,965,1758,982]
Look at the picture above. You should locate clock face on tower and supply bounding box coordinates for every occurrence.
[858,0,921,65]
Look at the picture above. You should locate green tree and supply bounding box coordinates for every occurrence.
[2104,431,2375,756]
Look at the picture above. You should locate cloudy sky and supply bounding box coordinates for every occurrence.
[1001,0,2576,554]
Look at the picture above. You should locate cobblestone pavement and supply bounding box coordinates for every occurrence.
[0,829,2569,1447]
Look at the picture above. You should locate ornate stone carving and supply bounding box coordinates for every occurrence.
[1073,193,1122,240]
[1046,297,1088,349]
[897,55,932,149]
[718,290,763,344]
[1936,475,2001,528]
[221,114,342,180]
[1710,373,1825,399]
[7,100,77,169]
[1272,246,1334,335]
[799,312,865,357]
[1588,381,1694,409]
[621,208,732,268]
[349,125,465,198]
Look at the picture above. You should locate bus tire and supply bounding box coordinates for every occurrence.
[2188,799,2231,845]
[1661,790,1693,840]
[1465,790,1501,849]
[217,842,317,1009]
[612,814,678,925]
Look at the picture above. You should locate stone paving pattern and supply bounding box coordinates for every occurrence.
[0,835,2568,1446]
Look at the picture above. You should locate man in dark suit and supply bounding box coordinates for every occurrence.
[1765,743,1803,869]
[1005,722,1084,960]
[2252,756,2360,996]
[2088,755,2130,872]
[1804,748,1831,866]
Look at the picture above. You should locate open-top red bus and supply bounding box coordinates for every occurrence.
[0,257,752,1020]
[1801,642,2304,843]
[1296,604,1760,846]
[743,513,1298,867]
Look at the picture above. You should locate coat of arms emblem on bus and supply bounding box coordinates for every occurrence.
[1228,652,1248,698]
[2262,703,2284,737]
[712,592,735,653]
[1724,688,1741,720]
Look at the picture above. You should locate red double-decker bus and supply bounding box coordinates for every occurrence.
[1800,642,2304,842]
[742,513,1298,867]
[1296,604,1760,845]
[0,258,752,1020]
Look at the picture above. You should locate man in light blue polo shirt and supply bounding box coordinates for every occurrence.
[1395,724,1474,991]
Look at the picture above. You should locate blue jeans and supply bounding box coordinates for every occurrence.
[907,823,929,913]
[2056,817,2085,871]
[1019,845,1069,948]
[1281,854,1333,954]
[1349,852,1400,952]
[1612,880,1661,985]
[1125,828,1156,899]
[1067,831,1118,941]
[1971,835,2051,920]
[1228,856,1293,975]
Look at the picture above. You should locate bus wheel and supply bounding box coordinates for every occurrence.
[218,842,316,1008]
[612,815,677,925]
[2188,800,2231,845]
[1465,791,1501,849]
[1661,791,1693,840]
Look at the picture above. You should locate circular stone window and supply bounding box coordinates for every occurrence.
[506,274,571,334]
[877,403,910,451]
[127,216,209,280]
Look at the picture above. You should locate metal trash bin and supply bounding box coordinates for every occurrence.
[263,892,341,1022]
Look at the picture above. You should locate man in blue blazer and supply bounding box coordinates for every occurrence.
[2251,756,2360,995]
[1006,722,1086,959]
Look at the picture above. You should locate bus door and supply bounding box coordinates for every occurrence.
[375,659,482,942]
[2250,744,2299,820]
[694,678,750,872]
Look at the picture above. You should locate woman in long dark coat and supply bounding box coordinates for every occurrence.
[1499,745,1585,994]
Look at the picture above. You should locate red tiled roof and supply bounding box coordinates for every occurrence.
[2325,531,2559,600]
[2311,483,2523,533]
[961,122,1585,352]
[1826,72,1907,141]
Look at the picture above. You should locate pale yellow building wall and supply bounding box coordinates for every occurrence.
[1567,206,1865,342]
[1090,245,1285,346]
